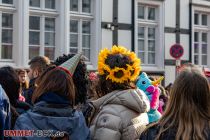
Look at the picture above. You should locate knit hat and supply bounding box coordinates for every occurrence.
[59,53,82,76]
[98,45,141,83]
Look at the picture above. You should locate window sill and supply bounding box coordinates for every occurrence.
[0,4,16,12]
[0,60,16,67]
[29,9,59,17]
[86,64,97,71]
[141,65,165,73]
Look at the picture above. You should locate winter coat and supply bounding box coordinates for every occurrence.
[11,100,31,129]
[0,85,11,140]
[90,89,150,140]
[139,124,210,140]
[14,92,90,140]
[23,78,36,105]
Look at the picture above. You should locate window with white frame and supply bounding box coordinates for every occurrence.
[137,4,157,65]
[29,16,55,60]
[30,0,55,9]
[1,0,13,5]
[1,13,13,59]
[70,0,93,60]
[30,0,40,8]
[45,17,55,60]
[193,12,208,66]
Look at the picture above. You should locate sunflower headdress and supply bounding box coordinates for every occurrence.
[98,45,141,83]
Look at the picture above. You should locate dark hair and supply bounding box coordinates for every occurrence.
[98,54,136,96]
[53,54,88,105]
[32,66,75,106]
[153,64,210,140]
[0,66,20,106]
[28,56,51,74]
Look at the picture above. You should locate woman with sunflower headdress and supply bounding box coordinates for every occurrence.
[89,46,150,140]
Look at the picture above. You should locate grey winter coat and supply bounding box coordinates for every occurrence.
[90,89,150,140]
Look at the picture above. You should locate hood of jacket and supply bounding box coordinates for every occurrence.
[92,89,150,113]
[14,101,90,140]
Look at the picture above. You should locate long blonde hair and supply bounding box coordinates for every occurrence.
[155,65,210,140]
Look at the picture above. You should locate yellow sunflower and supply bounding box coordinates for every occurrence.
[98,45,142,83]
[130,66,141,81]
[98,48,110,64]
[98,62,105,75]
[111,45,128,54]
[106,67,128,83]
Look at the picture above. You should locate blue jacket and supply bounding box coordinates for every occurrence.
[0,85,11,140]
[14,92,90,140]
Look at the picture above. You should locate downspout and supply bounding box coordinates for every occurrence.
[189,1,192,62]
[131,0,135,51]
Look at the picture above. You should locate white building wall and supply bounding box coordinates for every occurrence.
[164,0,176,27]
[101,29,112,49]
[101,0,113,22]
[118,0,131,24]
[165,66,176,86]
[118,30,131,50]
[165,33,175,60]
[180,0,190,29]
[1,0,210,84]
[180,34,189,61]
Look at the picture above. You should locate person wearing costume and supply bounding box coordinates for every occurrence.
[89,46,150,140]
[54,54,88,108]
[136,72,164,123]
[14,54,90,140]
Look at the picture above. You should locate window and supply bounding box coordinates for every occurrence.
[137,5,157,65]
[202,14,207,26]
[193,32,208,66]
[194,12,208,26]
[138,4,156,21]
[45,0,55,9]
[45,18,55,60]
[30,0,40,7]
[2,0,13,4]
[1,13,13,59]
[194,13,199,25]
[193,12,209,66]
[70,20,91,59]
[70,0,78,12]
[70,0,93,60]
[82,0,91,13]
[29,16,40,59]
[30,0,55,9]
[70,0,92,13]
[29,16,55,60]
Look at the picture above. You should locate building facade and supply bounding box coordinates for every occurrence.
[0,0,209,85]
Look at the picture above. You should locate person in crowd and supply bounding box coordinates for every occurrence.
[24,56,51,105]
[140,64,210,140]
[14,54,90,140]
[15,68,29,102]
[158,85,169,114]
[89,46,150,140]
[0,85,10,140]
[0,66,31,129]
[203,67,210,87]
[53,54,88,110]
[86,71,100,100]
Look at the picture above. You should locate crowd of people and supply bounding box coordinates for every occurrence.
[0,45,210,140]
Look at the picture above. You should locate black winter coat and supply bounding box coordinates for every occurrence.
[140,124,210,140]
